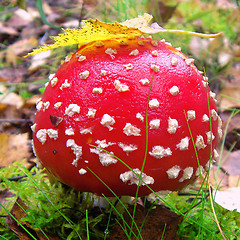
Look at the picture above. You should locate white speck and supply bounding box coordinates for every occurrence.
[136,113,144,121]
[138,40,144,46]
[95,139,115,149]
[147,190,171,202]
[47,129,58,140]
[66,139,82,167]
[168,117,178,134]
[79,168,87,175]
[195,135,207,150]
[105,48,117,59]
[54,102,62,109]
[129,49,139,56]
[45,82,49,87]
[149,145,172,159]
[165,42,172,46]
[149,99,159,109]
[65,55,71,62]
[185,58,194,65]
[80,128,92,135]
[36,101,43,111]
[218,127,223,139]
[210,91,216,100]
[118,143,138,153]
[169,86,179,96]
[160,39,165,43]
[79,70,90,79]
[213,149,219,161]
[90,148,117,166]
[202,114,209,122]
[211,109,218,121]
[195,166,204,176]
[176,137,190,151]
[120,169,154,186]
[151,50,158,56]
[206,131,215,144]
[36,129,47,144]
[149,119,160,129]
[151,40,158,46]
[179,167,193,182]
[100,70,107,76]
[60,79,71,90]
[78,55,86,62]
[139,78,150,85]
[187,110,196,120]
[166,165,181,179]
[123,63,133,70]
[171,57,178,66]
[65,104,80,117]
[175,47,181,51]
[218,116,222,128]
[205,160,212,171]
[202,81,208,87]
[92,87,103,94]
[48,73,55,80]
[100,114,115,131]
[87,108,97,118]
[84,160,89,164]
[203,76,208,82]
[151,64,160,72]
[50,77,58,87]
[114,80,129,92]
[65,128,74,136]
[123,123,141,136]
[43,101,50,111]
[31,123,36,132]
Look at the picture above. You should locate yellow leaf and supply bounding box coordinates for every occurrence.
[26,13,222,57]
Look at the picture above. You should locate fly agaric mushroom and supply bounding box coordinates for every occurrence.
[31,36,221,197]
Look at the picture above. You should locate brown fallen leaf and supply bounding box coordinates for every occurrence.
[0,132,31,168]
[219,87,240,110]
[0,189,15,209]
[109,204,183,240]
[5,197,61,240]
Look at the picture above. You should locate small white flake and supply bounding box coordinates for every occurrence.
[105,48,117,58]
[95,139,115,149]
[136,113,144,122]
[187,110,196,120]
[118,143,138,153]
[129,49,139,56]
[151,40,158,46]
[149,119,160,129]
[138,40,144,46]
[31,123,36,132]
[100,70,107,76]
[206,131,215,144]
[176,47,181,51]
[210,91,216,100]
[90,148,117,166]
[160,39,166,43]
[50,77,58,87]
[179,167,193,182]
[139,78,150,85]
[100,114,115,131]
[176,137,190,151]
[211,109,218,121]
[151,64,160,72]
[151,50,158,56]
[87,108,97,118]
[169,86,179,96]
[165,42,172,46]
[54,102,62,109]
[213,149,219,161]
[45,82,49,87]
[168,117,178,134]
[166,165,181,179]
[218,127,223,139]
[43,101,50,111]
[36,101,43,111]
[149,99,159,109]
[66,139,82,167]
[80,128,92,135]
[123,63,133,70]
[149,145,172,159]
[185,58,194,65]
[92,87,103,94]
[65,104,80,117]
[78,55,86,62]
[36,129,47,144]
[123,123,141,136]
[79,168,87,175]
[120,169,154,186]
[202,114,209,122]
[114,80,129,92]
[203,76,208,82]
[195,166,204,176]
[47,129,58,140]
[171,57,178,66]
[204,160,212,171]
[79,70,90,79]
[48,73,55,80]
[218,116,222,128]
[60,79,71,90]
[65,55,72,62]
[195,135,207,150]
[65,128,74,136]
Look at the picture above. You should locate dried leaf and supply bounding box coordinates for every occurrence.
[219,87,240,110]
[26,13,222,57]
[110,204,182,239]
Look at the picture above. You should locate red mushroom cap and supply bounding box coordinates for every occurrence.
[32,37,221,197]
